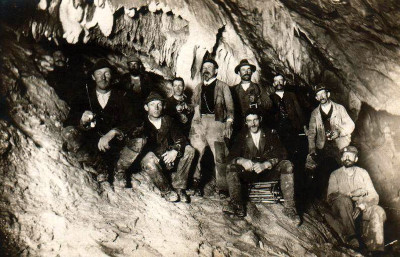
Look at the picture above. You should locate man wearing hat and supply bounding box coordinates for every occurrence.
[269,74,306,160]
[327,146,386,253]
[140,92,195,202]
[307,84,355,161]
[190,58,234,196]
[63,58,143,188]
[224,108,299,222]
[231,59,272,132]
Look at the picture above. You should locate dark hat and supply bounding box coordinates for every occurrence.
[244,107,262,119]
[127,56,142,64]
[341,146,358,156]
[145,91,165,104]
[91,58,113,74]
[235,59,256,74]
[313,83,329,94]
[202,58,219,69]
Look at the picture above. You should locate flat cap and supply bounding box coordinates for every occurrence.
[145,91,165,104]
[127,56,142,64]
[91,58,113,74]
[313,83,329,94]
[341,146,358,155]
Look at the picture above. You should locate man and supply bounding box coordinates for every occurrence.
[141,92,195,203]
[224,108,299,221]
[190,58,234,196]
[63,59,143,188]
[308,84,355,159]
[231,59,272,132]
[269,74,305,159]
[327,146,386,253]
[165,77,193,136]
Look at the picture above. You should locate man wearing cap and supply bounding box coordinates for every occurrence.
[140,91,195,202]
[231,59,272,132]
[190,58,234,196]
[327,146,386,253]
[165,77,193,137]
[63,59,144,188]
[307,84,355,160]
[224,108,299,221]
[269,74,306,159]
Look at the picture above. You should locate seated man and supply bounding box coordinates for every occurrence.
[165,77,193,136]
[140,92,195,203]
[327,146,386,253]
[224,108,298,221]
[63,59,144,188]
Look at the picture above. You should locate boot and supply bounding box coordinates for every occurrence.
[113,169,126,189]
[281,173,300,224]
[176,189,190,203]
[222,201,245,217]
[162,190,179,202]
[192,179,203,197]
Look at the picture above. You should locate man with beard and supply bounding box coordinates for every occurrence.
[140,92,195,203]
[269,74,305,159]
[327,146,386,254]
[231,59,272,132]
[224,108,299,222]
[63,59,144,188]
[165,77,193,136]
[190,58,234,196]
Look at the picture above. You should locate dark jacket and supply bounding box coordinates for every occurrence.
[269,91,305,132]
[165,95,193,134]
[228,128,287,168]
[65,87,137,137]
[231,82,272,117]
[142,115,187,158]
[192,79,234,122]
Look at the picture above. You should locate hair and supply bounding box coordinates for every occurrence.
[244,107,262,120]
[273,73,285,80]
[172,77,185,87]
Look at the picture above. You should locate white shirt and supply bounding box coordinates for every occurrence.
[250,131,261,149]
[241,82,251,91]
[321,102,333,114]
[204,77,217,86]
[96,90,111,109]
[149,117,162,129]
[275,91,284,99]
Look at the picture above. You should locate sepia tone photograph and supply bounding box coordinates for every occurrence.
[0,0,399,256]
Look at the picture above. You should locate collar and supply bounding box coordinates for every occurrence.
[148,116,162,129]
[275,90,284,98]
[320,102,333,114]
[241,82,251,91]
[204,77,217,86]
[96,90,111,96]
[173,94,186,101]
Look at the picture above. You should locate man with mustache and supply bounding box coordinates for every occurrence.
[269,74,306,160]
[63,59,143,188]
[231,59,272,133]
[224,108,299,222]
[327,146,386,254]
[140,92,195,203]
[190,58,234,197]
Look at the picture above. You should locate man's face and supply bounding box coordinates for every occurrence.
[315,89,330,104]
[172,80,184,96]
[202,62,217,81]
[239,65,253,82]
[145,100,163,118]
[92,67,112,91]
[53,51,66,68]
[341,152,358,167]
[273,75,285,90]
[245,114,261,133]
[128,61,141,76]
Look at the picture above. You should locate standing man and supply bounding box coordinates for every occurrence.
[269,74,306,159]
[224,108,299,221]
[141,92,195,203]
[231,59,272,132]
[190,58,234,196]
[63,59,143,188]
[165,77,193,136]
[327,146,386,253]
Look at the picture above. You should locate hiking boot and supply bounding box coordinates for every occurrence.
[176,189,190,203]
[113,171,126,189]
[345,236,360,249]
[163,190,179,202]
[218,190,229,200]
[283,207,301,224]
[223,201,245,217]
[192,179,203,197]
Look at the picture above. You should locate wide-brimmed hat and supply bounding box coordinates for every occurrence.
[145,91,165,104]
[341,146,359,156]
[91,58,113,74]
[235,59,256,74]
[313,83,329,94]
[202,58,219,69]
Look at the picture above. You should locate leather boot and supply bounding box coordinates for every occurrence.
[281,173,300,224]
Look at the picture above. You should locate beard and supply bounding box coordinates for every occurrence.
[202,72,212,81]
[241,74,251,81]
[129,68,141,76]
[342,160,355,167]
